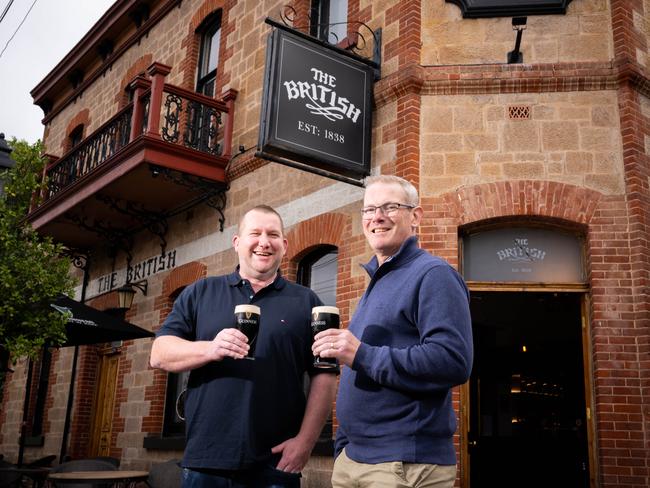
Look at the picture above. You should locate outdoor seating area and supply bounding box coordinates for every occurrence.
[0,454,182,488]
[0,455,55,488]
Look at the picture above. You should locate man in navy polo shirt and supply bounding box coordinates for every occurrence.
[150,205,337,488]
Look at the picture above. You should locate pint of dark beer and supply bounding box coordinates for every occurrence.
[234,304,260,360]
[311,306,340,369]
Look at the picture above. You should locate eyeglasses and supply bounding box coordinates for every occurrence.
[361,202,415,219]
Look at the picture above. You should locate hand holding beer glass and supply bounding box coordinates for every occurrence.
[311,306,340,369]
[234,304,260,360]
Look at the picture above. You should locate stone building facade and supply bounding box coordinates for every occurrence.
[0,0,649,487]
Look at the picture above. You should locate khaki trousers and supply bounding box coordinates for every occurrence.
[331,449,456,488]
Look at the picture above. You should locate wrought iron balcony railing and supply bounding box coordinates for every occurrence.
[40,62,236,204]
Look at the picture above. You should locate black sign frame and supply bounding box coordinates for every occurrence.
[258,21,375,180]
[445,0,573,17]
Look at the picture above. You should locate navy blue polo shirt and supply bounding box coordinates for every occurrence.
[156,269,333,470]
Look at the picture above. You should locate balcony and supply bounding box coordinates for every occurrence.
[27,62,236,253]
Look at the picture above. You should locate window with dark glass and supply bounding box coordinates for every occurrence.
[69,125,84,150]
[297,245,338,454]
[20,347,51,446]
[163,370,189,436]
[310,0,348,45]
[161,290,189,438]
[196,11,222,97]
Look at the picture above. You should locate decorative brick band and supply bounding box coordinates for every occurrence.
[374,61,650,108]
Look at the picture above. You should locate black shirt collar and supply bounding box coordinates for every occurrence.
[227,266,286,290]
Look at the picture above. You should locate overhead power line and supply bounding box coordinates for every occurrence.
[0,0,38,60]
[0,0,15,25]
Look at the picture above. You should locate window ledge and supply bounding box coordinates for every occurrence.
[24,436,45,447]
[143,435,185,450]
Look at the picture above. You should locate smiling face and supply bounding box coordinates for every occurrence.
[362,182,422,264]
[233,209,288,283]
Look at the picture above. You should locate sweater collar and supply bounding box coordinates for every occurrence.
[361,235,421,277]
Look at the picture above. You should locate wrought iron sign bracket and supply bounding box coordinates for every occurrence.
[271,9,382,79]
[66,212,135,265]
[60,247,92,302]
[60,248,91,272]
[95,194,169,256]
[150,165,228,231]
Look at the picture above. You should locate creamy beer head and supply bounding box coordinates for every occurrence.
[235,304,261,315]
[311,305,339,316]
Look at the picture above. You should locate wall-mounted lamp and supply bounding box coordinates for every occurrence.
[507,17,527,64]
[117,280,148,310]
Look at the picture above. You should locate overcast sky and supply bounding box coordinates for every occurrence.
[0,0,115,143]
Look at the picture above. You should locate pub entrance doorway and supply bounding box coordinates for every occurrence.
[466,291,590,488]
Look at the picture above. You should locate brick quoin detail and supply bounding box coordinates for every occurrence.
[610,4,650,486]
[616,84,650,488]
[382,0,421,188]
[142,262,207,436]
[610,0,649,66]
[62,109,90,153]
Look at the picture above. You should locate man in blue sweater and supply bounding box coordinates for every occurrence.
[313,175,473,487]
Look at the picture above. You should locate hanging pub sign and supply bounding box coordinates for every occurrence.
[258,21,374,180]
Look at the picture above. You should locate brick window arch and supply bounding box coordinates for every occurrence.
[117,54,153,107]
[63,109,90,153]
[180,0,227,92]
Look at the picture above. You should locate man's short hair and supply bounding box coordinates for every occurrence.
[364,175,419,206]
[238,205,285,234]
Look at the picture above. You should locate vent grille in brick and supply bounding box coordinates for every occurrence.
[508,105,531,120]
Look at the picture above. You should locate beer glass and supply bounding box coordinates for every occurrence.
[311,306,340,369]
[234,304,260,360]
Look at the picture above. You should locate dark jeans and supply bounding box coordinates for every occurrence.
[182,466,301,488]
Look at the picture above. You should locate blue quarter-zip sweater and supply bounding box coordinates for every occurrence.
[335,236,473,465]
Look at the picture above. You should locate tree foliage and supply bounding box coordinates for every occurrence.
[0,138,75,360]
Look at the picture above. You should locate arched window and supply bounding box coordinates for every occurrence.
[297,245,338,305]
[297,245,338,454]
[196,11,222,97]
[68,125,84,150]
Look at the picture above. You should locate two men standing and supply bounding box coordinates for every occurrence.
[150,176,472,488]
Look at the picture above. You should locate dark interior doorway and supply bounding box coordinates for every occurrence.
[468,291,589,488]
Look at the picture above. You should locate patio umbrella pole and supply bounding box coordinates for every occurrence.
[59,254,90,463]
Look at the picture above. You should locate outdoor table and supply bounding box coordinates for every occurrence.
[47,470,148,488]
[0,466,51,488]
